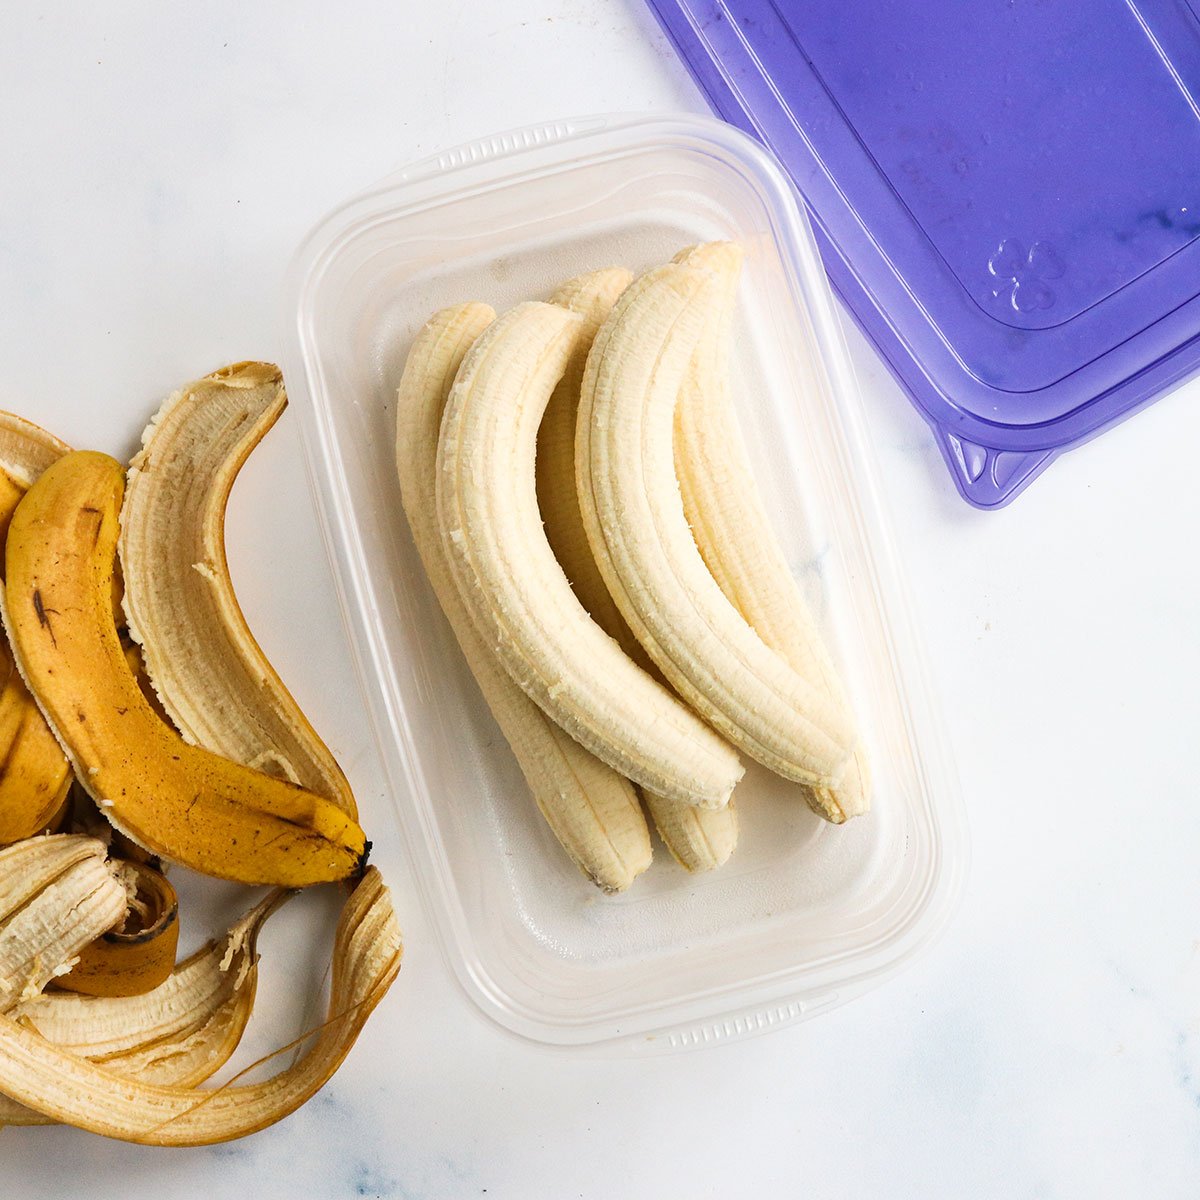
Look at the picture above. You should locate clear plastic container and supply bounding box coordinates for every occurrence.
[282,113,964,1051]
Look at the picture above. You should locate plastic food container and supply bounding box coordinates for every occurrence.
[283,113,963,1051]
[648,0,1200,507]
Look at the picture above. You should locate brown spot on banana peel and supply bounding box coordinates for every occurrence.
[3,451,367,887]
[81,506,105,548]
[31,590,57,646]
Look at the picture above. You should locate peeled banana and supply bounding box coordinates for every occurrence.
[537,268,651,673]
[537,268,739,872]
[396,302,651,891]
[0,868,400,1145]
[120,362,356,815]
[576,263,855,787]
[2,451,368,887]
[672,243,869,822]
[436,300,742,809]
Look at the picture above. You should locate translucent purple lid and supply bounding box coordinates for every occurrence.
[647,0,1200,506]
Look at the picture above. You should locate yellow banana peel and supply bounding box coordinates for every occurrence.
[2,451,367,887]
[0,869,399,1144]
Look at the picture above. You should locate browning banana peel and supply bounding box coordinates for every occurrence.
[0,835,127,1012]
[2,451,367,887]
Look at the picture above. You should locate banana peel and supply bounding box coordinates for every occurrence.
[67,783,160,867]
[0,868,400,1144]
[55,859,179,998]
[2,451,368,887]
[0,647,72,846]
[119,363,356,816]
[0,414,72,845]
[0,887,284,1126]
[0,381,394,1143]
[0,470,24,554]
[0,835,128,1012]
[0,411,70,564]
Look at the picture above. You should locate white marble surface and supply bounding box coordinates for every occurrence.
[3,3,1199,1196]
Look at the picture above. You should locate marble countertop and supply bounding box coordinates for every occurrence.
[3,3,1198,1197]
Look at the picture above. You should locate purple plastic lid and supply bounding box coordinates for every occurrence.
[647,0,1200,506]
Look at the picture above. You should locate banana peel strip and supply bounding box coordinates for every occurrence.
[0,887,283,1126]
[119,363,356,816]
[0,868,400,1144]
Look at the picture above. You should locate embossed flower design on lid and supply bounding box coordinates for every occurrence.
[987,239,1065,313]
